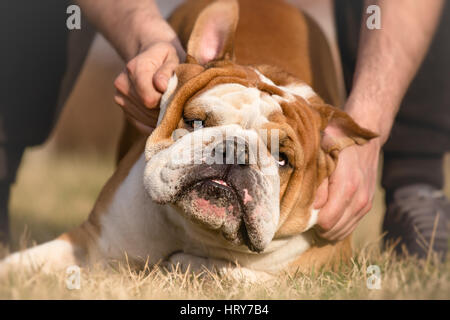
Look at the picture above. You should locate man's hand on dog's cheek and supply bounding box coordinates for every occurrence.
[314,139,381,241]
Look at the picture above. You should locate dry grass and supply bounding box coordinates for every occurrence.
[1,146,449,299]
[0,242,448,300]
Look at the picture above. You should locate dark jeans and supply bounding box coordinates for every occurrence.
[335,1,450,202]
[0,1,94,244]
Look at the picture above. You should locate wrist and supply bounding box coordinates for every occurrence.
[343,94,394,145]
[134,16,184,60]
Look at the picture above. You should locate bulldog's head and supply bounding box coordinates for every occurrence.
[143,0,377,252]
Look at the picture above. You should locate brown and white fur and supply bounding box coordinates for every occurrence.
[0,0,376,280]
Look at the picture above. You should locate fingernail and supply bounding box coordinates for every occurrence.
[114,95,124,106]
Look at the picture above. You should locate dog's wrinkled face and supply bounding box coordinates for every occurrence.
[141,0,377,252]
[144,71,286,252]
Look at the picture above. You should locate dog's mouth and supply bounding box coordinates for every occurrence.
[200,178,238,196]
[175,176,262,252]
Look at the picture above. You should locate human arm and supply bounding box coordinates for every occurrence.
[315,0,444,240]
[75,0,186,132]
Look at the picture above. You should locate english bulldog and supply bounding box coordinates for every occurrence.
[0,0,377,280]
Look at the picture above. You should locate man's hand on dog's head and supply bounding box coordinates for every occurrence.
[114,18,186,135]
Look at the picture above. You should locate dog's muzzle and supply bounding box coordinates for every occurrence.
[144,127,280,252]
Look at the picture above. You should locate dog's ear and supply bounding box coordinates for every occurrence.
[187,0,239,65]
[315,104,378,157]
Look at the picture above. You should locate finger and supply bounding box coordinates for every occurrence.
[316,173,356,233]
[114,91,159,123]
[336,226,356,242]
[115,92,155,135]
[154,49,180,93]
[328,211,363,241]
[114,91,159,130]
[114,71,131,95]
[114,71,142,105]
[114,93,158,134]
[313,178,329,209]
[333,218,359,241]
[154,60,179,93]
[331,196,374,241]
[318,205,353,240]
[115,70,161,117]
[128,48,166,108]
[320,191,372,240]
[319,205,356,240]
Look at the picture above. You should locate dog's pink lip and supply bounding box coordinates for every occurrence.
[177,178,265,252]
[211,179,228,186]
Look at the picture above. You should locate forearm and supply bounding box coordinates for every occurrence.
[346,0,444,144]
[76,0,181,61]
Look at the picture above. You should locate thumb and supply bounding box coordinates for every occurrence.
[313,178,329,209]
[153,55,179,93]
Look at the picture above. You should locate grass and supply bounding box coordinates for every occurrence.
[0,145,449,299]
[0,243,448,299]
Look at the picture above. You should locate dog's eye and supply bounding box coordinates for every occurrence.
[276,153,289,167]
[184,118,204,129]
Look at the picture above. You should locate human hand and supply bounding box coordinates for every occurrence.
[114,20,186,134]
[313,123,381,241]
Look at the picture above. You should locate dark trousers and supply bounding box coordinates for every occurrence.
[335,1,450,202]
[0,1,94,244]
